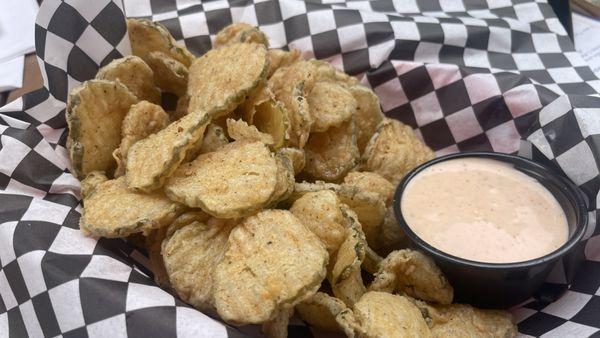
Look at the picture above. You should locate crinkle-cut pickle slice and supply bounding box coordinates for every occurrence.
[296,292,348,333]
[286,181,387,248]
[80,177,184,238]
[145,51,188,96]
[303,120,359,182]
[330,208,367,307]
[343,171,394,205]
[164,141,279,218]
[267,153,295,207]
[226,118,274,145]
[336,184,386,247]
[309,59,359,86]
[349,292,433,338]
[348,85,384,153]
[361,118,434,185]
[188,43,268,118]
[80,171,108,200]
[184,123,229,162]
[95,55,161,104]
[125,110,210,192]
[369,249,453,305]
[127,18,195,67]
[269,62,315,148]
[252,99,289,149]
[66,79,138,179]
[416,301,517,337]
[162,220,235,311]
[290,190,347,256]
[238,83,271,124]
[276,147,305,175]
[307,81,356,133]
[267,49,302,78]
[113,101,170,177]
[214,23,269,48]
[213,210,328,325]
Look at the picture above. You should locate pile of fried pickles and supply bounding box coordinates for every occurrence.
[67,20,517,337]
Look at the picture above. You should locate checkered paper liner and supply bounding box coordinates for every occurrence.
[1,0,600,337]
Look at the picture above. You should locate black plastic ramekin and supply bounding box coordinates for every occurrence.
[393,152,588,308]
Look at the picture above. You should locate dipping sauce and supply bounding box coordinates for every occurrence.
[400,157,568,263]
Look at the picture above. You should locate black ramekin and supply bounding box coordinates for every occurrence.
[393,151,588,308]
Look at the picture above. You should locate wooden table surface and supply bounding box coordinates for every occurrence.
[4,54,43,105]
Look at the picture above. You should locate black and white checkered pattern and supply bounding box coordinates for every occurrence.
[1,0,599,336]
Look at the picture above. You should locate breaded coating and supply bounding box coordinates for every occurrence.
[343,171,395,205]
[413,300,517,338]
[338,292,433,338]
[213,210,328,325]
[369,249,453,305]
[361,119,434,185]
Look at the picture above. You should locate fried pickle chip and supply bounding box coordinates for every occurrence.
[336,184,386,246]
[339,204,383,275]
[276,147,305,175]
[373,206,408,255]
[288,83,312,148]
[344,292,433,338]
[166,210,211,237]
[67,80,138,179]
[146,227,170,288]
[251,99,290,149]
[214,210,328,325]
[267,49,302,78]
[95,55,161,104]
[127,19,194,67]
[262,307,293,338]
[369,249,453,305]
[188,43,268,118]
[307,82,357,132]
[269,60,317,95]
[238,83,271,123]
[343,171,394,205]
[199,123,229,153]
[214,23,269,48]
[291,182,386,248]
[269,61,317,147]
[418,302,516,338]
[80,171,108,199]
[113,101,170,177]
[288,182,386,242]
[184,123,229,162]
[348,85,384,153]
[80,177,184,238]
[361,119,434,185]
[296,292,348,332]
[267,153,296,207]
[329,206,367,307]
[164,141,279,218]
[226,118,274,145]
[304,120,359,182]
[309,59,359,86]
[162,219,236,311]
[126,110,210,191]
[290,190,347,255]
[145,51,188,96]
[363,246,384,275]
[288,181,340,203]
